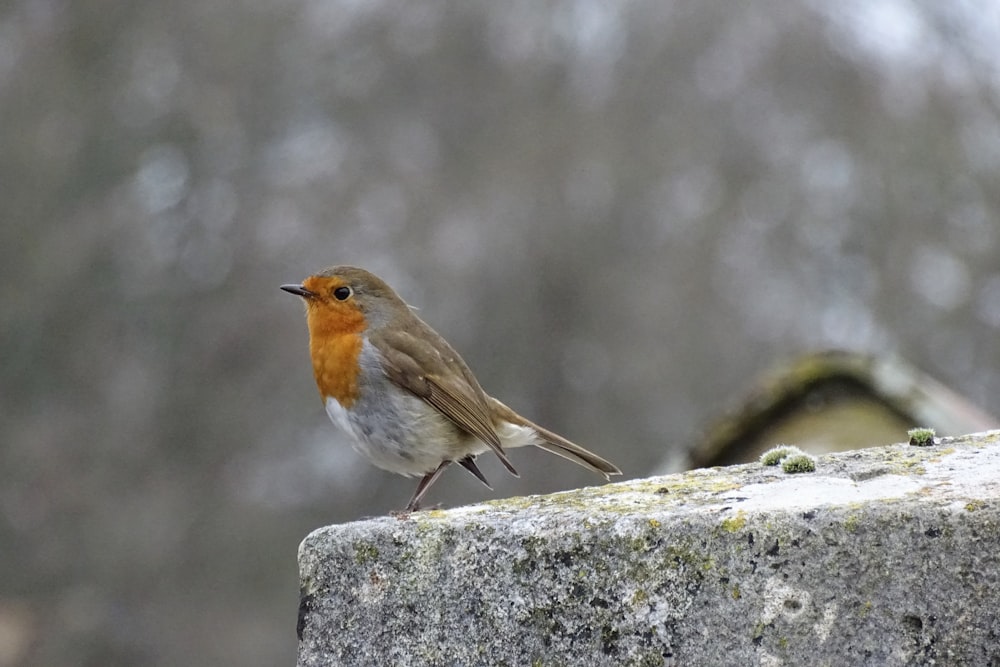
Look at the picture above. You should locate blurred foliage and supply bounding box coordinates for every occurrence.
[1,1,999,665]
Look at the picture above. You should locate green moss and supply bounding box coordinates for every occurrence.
[720,512,747,533]
[628,520,667,553]
[965,500,986,512]
[353,542,380,564]
[731,584,741,600]
[760,445,803,466]
[908,427,936,447]
[781,454,816,473]
[844,514,860,533]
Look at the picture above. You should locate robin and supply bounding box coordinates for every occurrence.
[281,265,621,511]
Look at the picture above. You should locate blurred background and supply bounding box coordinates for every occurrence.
[2,1,1000,665]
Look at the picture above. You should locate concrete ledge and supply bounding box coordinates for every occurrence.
[297,431,1000,666]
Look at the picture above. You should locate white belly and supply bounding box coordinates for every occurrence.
[324,394,484,477]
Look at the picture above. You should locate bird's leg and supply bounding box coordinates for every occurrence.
[404,460,452,512]
[457,456,491,489]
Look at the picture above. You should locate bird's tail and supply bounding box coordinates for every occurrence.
[488,398,622,479]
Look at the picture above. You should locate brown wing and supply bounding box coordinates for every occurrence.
[372,325,518,475]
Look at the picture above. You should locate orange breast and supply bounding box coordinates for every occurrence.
[304,298,367,407]
[310,332,364,406]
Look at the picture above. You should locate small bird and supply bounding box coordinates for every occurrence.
[281,265,621,511]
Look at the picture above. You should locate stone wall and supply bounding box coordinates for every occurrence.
[297,431,1000,666]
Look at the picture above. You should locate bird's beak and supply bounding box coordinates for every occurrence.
[280,284,317,298]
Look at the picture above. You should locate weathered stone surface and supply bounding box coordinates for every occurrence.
[297,431,1000,666]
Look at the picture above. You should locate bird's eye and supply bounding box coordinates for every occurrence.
[333,286,352,301]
